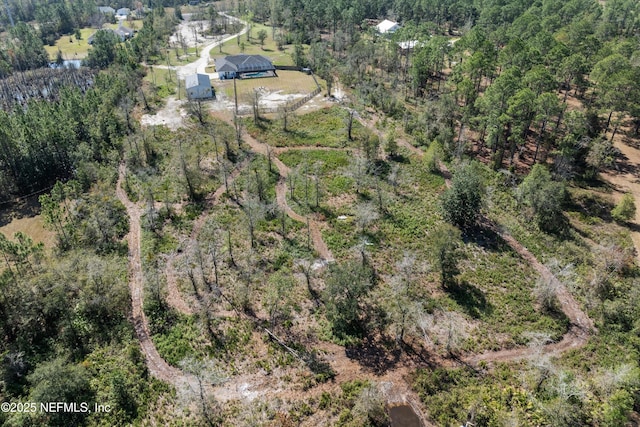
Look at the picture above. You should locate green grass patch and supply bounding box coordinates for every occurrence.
[440,245,568,350]
[278,149,351,173]
[152,315,209,365]
[216,69,319,100]
[246,106,368,148]
[44,28,95,60]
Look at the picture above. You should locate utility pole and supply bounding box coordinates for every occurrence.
[233,76,238,114]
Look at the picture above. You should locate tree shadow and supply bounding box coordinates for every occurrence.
[565,190,615,223]
[463,224,511,253]
[0,195,42,228]
[446,280,492,319]
[304,349,336,381]
[345,336,402,375]
[612,150,640,177]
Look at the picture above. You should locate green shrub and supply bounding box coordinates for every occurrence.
[611,193,636,222]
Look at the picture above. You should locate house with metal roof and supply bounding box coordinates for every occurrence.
[214,55,275,80]
[185,74,213,99]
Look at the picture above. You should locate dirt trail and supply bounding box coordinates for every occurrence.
[224,123,335,262]
[602,136,640,263]
[116,164,197,388]
[164,158,250,315]
[355,115,596,365]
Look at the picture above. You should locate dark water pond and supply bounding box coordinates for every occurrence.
[389,404,422,427]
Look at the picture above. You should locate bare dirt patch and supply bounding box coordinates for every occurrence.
[140,96,189,130]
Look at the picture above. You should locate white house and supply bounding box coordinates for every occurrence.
[376,19,400,34]
[185,74,213,99]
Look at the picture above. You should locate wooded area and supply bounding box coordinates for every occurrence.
[1,0,640,425]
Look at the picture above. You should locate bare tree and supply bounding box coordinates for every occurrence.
[533,275,559,312]
[252,89,261,124]
[178,357,225,426]
[345,154,369,195]
[243,197,266,248]
[313,161,323,208]
[345,109,356,141]
[355,202,379,235]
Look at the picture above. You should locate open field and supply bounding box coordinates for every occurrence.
[43,28,95,60]
[0,198,55,248]
[246,106,366,147]
[43,20,143,60]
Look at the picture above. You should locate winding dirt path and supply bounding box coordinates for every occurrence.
[227,124,335,261]
[116,164,197,388]
[356,114,596,365]
[164,157,250,315]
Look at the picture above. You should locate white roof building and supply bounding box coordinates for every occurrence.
[376,19,400,34]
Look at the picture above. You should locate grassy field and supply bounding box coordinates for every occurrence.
[0,212,55,249]
[246,106,367,148]
[43,28,95,60]
[43,20,143,60]
[211,22,294,66]
[215,70,319,100]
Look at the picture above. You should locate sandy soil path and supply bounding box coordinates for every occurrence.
[116,164,198,388]
[602,135,640,263]
[355,114,596,365]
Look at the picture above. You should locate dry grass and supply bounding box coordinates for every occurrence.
[216,70,318,100]
[0,198,55,249]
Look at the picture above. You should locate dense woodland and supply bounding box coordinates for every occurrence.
[0,0,640,425]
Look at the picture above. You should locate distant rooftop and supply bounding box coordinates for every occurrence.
[376,19,400,34]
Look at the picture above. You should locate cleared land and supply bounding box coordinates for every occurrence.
[43,21,143,60]
[0,198,55,248]
[43,28,95,60]
[216,70,319,100]
[210,22,294,66]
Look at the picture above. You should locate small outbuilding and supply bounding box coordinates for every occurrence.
[376,19,400,34]
[185,74,213,99]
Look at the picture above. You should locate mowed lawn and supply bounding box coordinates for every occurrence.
[216,70,319,100]
[210,22,294,66]
[44,20,143,60]
[44,28,95,60]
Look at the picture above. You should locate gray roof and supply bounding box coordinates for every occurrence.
[214,55,275,73]
[116,8,130,15]
[115,24,133,37]
[98,6,115,14]
[185,74,211,89]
